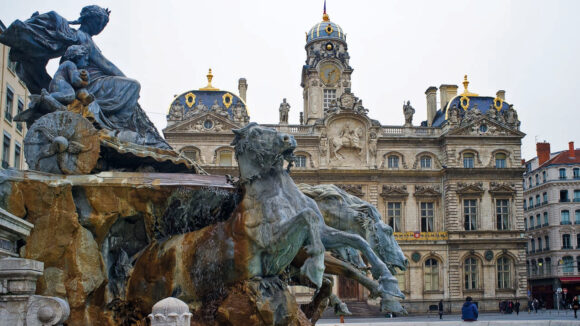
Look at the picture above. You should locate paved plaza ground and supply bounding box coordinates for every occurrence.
[318,309,580,324]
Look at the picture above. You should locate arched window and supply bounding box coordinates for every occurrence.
[420,155,432,169]
[495,153,507,168]
[536,214,541,228]
[463,153,475,168]
[538,237,543,251]
[531,259,537,276]
[295,155,307,168]
[464,257,479,290]
[535,174,540,185]
[574,168,580,179]
[218,150,233,166]
[562,210,570,224]
[424,258,439,291]
[497,256,512,288]
[562,256,574,273]
[545,257,552,274]
[563,234,572,249]
[531,239,535,252]
[535,195,540,207]
[388,155,399,169]
[395,267,408,293]
[543,192,548,204]
[559,168,567,180]
[180,146,200,162]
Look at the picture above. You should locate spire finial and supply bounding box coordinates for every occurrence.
[322,0,330,21]
[199,68,219,91]
[460,74,478,97]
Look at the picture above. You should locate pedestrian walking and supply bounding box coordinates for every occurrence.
[527,299,532,313]
[515,300,520,315]
[533,298,539,313]
[438,299,443,319]
[461,296,478,322]
[573,296,579,319]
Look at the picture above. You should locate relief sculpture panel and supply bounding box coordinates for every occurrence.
[328,118,366,167]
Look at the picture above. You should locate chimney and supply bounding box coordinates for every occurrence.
[570,141,576,159]
[238,78,248,102]
[439,84,458,110]
[496,90,506,101]
[536,142,551,166]
[425,86,438,127]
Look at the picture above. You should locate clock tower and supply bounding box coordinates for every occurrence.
[301,8,352,125]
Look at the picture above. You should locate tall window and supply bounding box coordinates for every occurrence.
[559,168,567,180]
[535,174,539,185]
[420,156,432,169]
[574,190,580,202]
[542,171,547,182]
[545,257,552,274]
[13,143,21,169]
[529,216,534,229]
[323,89,337,110]
[218,151,233,166]
[387,202,402,232]
[576,210,580,225]
[2,134,10,168]
[544,212,549,226]
[4,88,13,123]
[538,258,544,275]
[464,257,479,290]
[542,192,548,204]
[531,239,535,252]
[536,214,541,228]
[563,234,572,249]
[523,199,527,210]
[464,199,477,230]
[496,199,509,230]
[424,258,439,291]
[524,218,528,230]
[562,256,574,273]
[420,202,434,232]
[495,153,507,168]
[463,153,474,168]
[545,235,550,250]
[529,197,533,208]
[497,257,511,289]
[395,271,406,293]
[562,210,570,225]
[574,168,580,179]
[538,237,543,251]
[577,234,580,249]
[16,100,24,132]
[561,190,569,202]
[535,195,540,207]
[295,155,307,168]
[387,155,399,168]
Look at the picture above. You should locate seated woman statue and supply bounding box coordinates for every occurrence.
[0,5,170,149]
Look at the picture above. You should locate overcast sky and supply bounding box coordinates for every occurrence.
[2,0,579,160]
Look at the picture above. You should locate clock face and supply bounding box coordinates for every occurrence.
[319,63,340,85]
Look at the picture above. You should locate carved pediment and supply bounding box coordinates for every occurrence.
[164,112,241,133]
[414,185,441,198]
[456,182,484,196]
[380,185,409,199]
[448,117,524,137]
[489,182,516,196]
[336,184,365,198]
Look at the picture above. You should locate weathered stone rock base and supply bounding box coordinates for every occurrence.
[208,278,311,326]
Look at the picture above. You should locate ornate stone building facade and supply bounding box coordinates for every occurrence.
[163,10,527,313]
[524,141,580,309]
[0,20,29,170]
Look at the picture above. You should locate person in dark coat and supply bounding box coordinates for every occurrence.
[438,299,444,319]
[573,296,579,319]
[514,300,520,315]
[461,296,478,322]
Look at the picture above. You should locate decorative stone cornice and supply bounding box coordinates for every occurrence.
[414,185,441,198]
[456,182,484,197]
[380,185,409,199]
[489,182,516,197]
[336,184,365,198]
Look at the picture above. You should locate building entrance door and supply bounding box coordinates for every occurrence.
[338,275,360,301]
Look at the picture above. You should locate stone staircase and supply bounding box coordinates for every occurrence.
[321,301,385,318]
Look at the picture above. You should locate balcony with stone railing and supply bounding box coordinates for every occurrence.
[261,124,442,138]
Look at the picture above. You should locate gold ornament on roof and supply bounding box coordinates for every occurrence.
[323,13,330,22]
[493,97,504,111]
[222,93,233,109]
[184,92,196,108]
[199,68,219,91]
[460,75,479,97]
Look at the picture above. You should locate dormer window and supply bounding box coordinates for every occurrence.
[295,155,307,168]
[463,153,474,168]
[420,156,432,169]
[495,153,507,168]
[388,155,399,169]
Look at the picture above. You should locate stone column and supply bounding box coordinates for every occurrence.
[0,258,70,326]
[148,297,192,326]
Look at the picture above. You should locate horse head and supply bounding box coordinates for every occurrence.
[231,123,297,182]
[359,204,408,274]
